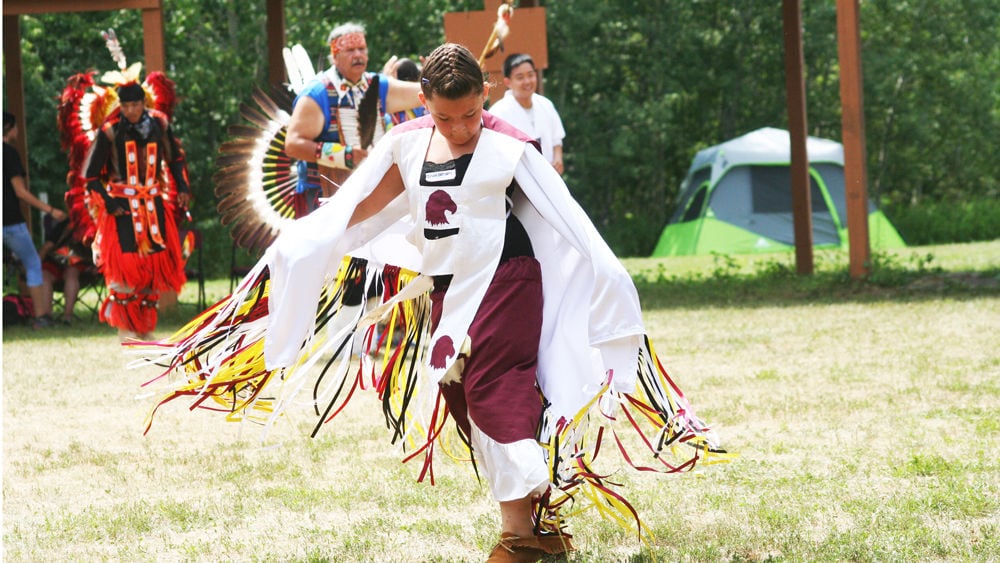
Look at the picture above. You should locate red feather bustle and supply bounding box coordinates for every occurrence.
[57,72,108,249]
[143,71,177,119]
[64,183,97,246]
[57,72,97,174]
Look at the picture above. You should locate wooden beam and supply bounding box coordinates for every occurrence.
[3,0,160,15]
[266,0,287,86]
[141,3,166,72]
[3,16,27,164]
[4,0,169,75]
[836,0,871,278]
[4,14,33,230]
[782,0,814,274]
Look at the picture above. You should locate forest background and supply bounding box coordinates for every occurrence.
[6,0,999,276]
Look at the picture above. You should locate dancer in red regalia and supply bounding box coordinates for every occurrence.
[60,30,190,340]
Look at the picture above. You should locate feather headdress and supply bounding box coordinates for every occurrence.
[56,29,182,245]
[213,44,334,253]
[213,86,302,252]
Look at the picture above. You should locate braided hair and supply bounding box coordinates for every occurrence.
[420,43,484,101]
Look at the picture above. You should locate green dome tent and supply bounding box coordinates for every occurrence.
[652,127,906,257]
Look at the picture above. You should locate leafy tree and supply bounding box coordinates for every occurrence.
[6,0,997,270]
[543,0,997,252]
[863,0,1000,206]
[545,0,794,254]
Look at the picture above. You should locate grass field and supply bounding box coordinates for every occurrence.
[3,241,999,561]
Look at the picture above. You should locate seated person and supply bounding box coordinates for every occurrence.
[39,215,98,325]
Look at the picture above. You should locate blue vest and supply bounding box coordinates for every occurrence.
[293,69,390,193]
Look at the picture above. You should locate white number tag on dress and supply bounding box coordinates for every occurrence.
[425,169,457,183]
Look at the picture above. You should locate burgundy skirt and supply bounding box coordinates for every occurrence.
[431,256,544,444]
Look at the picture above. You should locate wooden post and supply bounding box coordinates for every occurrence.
[266,0,286,86]
[4,14,33,230]
[782,0,813,274]
[141,1,166,72]
[836,0,871,278]
[3,15,28,169]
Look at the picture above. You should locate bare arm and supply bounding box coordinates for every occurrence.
[384,77,423,115]
[11,175,67,221]
[348,164,405,227]
[287,95,370,165]
[284,97,326,161]
[552,145,564,175]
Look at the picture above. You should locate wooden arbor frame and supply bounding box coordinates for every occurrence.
[2,0,873,277]
[2,0,287,176]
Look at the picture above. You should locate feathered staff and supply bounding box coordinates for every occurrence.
[478,0,515,68]
[282,44,317,95]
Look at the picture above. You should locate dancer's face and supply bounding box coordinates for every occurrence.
[331,33,369,84]
[120,101,145,124]
[421,87,489,148]
[504,62,537,104]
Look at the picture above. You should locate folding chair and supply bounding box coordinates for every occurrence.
[49,260,105,321]
[2,246,23,296]
[39,214,105,321]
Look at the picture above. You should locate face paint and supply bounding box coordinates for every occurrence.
[331,32,367,55]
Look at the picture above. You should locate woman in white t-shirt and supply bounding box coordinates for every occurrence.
[488,53,566,174]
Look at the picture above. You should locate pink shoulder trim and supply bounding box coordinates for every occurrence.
[390,114,435,134]
[390,111,542,154]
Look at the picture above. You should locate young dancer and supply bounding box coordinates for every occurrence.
[142,43,728,561]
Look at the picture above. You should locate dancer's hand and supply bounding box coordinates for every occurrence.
[105,199,129,217]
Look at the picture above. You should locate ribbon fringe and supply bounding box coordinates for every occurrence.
[132,257,733,541]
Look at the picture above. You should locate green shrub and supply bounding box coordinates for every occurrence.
[887,198,1000,245]
[628,246,996,310]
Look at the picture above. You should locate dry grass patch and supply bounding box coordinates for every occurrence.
[4,241,999,561]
